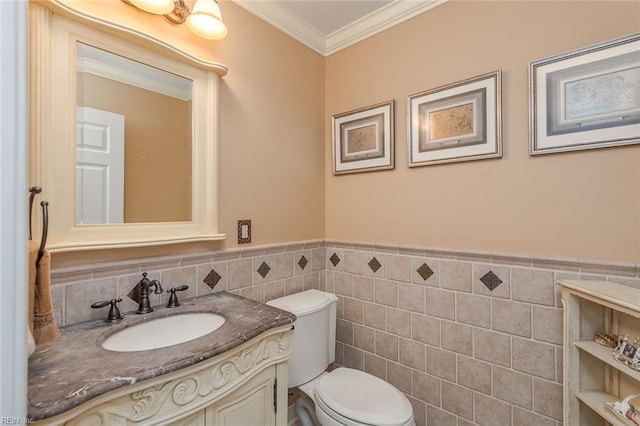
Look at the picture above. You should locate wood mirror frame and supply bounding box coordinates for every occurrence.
[29,0,228,251]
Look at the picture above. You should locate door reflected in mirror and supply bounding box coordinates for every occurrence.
[76,42,193,224]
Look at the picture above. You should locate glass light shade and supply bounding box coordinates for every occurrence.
[128,0,175,15]
[186,0,228,40]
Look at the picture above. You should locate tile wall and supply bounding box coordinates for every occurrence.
[50,240,326,326]
[50,239,640,425]
[324,241,639,426]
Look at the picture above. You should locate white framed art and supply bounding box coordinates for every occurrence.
[529,33,640,155]
[332,100,395,175]
[408,70,502,167]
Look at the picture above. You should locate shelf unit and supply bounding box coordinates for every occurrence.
[560,280,640,426]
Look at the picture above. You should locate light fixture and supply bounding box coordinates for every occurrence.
[122,0,228,40]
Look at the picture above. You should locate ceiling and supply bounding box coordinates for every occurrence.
[231,0,447,56]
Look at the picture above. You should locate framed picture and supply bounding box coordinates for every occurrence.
[332,100,394,175]
[529,33,640,155]
[408,70,502,167]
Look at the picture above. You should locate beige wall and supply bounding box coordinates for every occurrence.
[214,2,326,248]
[51,0,639,266]
[325,0,640,262]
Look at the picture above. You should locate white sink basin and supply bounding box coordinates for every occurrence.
[102,313,225,352]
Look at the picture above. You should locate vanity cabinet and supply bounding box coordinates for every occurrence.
[206,366,277,425]
[170,366,277,426]
[34,325,291,425]
[560,280,640,425]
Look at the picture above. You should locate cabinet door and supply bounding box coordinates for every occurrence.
[206,366,276,426]
[172,410,206,426]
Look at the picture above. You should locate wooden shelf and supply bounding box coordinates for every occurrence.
[576,390,633,426]
[575,340,640,382]
[561,280,640,426]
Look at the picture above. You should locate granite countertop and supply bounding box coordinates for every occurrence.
[27,291,296,421]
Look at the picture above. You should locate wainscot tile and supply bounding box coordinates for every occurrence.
[412,370,441,405]
[344,346,364,370]
[387,254,412,283]
[512,267,555,306]
[375,330,399,361]
[363,302,386,330]
[364,353,386,381]
[474,394,511,426]
[533,378,563,420]
[426,346,454,380]
[492,366,532,409]
[427,404,457,426]
[473,263,510,298]
[441,260,472,292]
[426,288,455,320]
[441,381,474,420]
[411,257,440,286]
[353,324,374,352]
[512,407,556,426]
[226,258,253,290]
[345,250,364,274]
[474,328,511,367]
[400,338,426,371]
[387,361,412,394]
[375,279,398,307]
[456,292,491,328]
[512,337,556,380]
[386,308,411,338]
[275,252,294,279]
[398,283,425,313]
[441,320,472,356]
[457,356,491,394]
[533,305,563,345]
[411,313,440,346]
[492,298,532,338]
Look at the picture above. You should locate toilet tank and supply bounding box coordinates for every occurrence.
[266,290,339,388]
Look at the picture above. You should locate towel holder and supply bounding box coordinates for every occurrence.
[29,186,49,266]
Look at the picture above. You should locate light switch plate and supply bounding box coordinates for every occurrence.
[237,220,251,244]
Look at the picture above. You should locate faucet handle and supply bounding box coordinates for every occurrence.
[166,285,188,308]
[91,298,123,323]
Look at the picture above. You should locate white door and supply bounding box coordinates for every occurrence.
[76,106,125,224]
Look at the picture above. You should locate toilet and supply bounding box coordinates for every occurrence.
[267,290,415,426]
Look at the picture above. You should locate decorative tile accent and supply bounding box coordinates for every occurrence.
[257,261,272,279]
[298,255,308,270]
[368,257,382,273]
[203,269,222,290]
[127,283,142,304]
[417,263,434,281]
[480,270,503,291]
[330,253,341,267]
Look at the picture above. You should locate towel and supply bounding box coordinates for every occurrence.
[29,240,60,344]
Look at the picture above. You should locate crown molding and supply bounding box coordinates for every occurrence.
[233,0,327,55]
[326,0,447,56]
[232,0,447,57]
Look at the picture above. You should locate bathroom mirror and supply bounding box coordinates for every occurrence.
[76,42,193,224]
[30,1,228,251]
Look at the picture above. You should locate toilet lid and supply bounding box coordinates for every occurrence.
[313,368,413,426]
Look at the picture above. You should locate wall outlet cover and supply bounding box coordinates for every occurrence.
[237,220,251,244]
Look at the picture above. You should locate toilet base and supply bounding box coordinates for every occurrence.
[295,389,320,426]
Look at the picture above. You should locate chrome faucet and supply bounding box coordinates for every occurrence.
[136,272,163,314]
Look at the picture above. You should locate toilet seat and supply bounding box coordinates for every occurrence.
[313,368,414,426]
